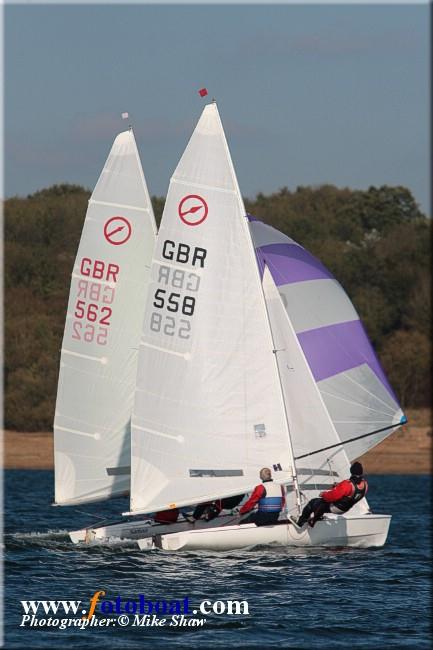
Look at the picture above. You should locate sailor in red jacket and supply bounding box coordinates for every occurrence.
[296,462,368,528]
[240,467,285,526]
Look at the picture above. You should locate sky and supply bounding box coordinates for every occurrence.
[4,3,430,215]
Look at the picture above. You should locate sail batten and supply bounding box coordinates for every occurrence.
[89,199,153,213]
[54,130,156,505]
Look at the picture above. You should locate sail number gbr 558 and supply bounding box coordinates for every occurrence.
[149,240,207,340]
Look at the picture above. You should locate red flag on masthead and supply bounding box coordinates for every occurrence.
[198,88,208,97]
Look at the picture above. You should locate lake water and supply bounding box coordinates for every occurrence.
[4,471,432,648]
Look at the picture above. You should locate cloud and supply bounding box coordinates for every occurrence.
[70,112,123,141]
[68,109,267,150]
[7,140,71,168]
[222,117,265,140]
[69,111,196,145]
[235,26,418,60]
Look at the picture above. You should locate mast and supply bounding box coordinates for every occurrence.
[213,104,302,514]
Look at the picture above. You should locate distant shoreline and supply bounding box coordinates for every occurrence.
[3,409,431,474]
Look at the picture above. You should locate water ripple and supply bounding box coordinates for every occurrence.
[4,471,432,649]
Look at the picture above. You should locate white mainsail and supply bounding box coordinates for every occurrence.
[54,129,157,505]
[129,103,294,515]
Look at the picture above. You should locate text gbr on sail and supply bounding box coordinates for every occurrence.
[80,257,120,281]
[162,240,207,268]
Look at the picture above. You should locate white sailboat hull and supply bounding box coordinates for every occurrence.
[68,514,237,544]
[137,514,391,551]
[69,519,155,544]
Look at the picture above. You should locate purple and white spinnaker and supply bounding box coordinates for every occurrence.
[249,216,406,465]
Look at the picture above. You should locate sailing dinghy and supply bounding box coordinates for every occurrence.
[54,129,157,528]
[126,101,406,551]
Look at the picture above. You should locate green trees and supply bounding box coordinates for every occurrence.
[4,183,431,430]
[380,330,431,408]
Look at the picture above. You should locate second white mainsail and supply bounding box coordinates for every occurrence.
[54,129,157,505]
[261,265,362,511]
[130,103,293,514]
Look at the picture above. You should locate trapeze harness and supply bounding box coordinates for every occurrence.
[330,478,368,514]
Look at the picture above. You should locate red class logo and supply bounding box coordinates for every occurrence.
[103,216,132,245]
[178,195,208,226]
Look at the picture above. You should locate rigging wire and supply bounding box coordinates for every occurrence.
[295,421,404,461]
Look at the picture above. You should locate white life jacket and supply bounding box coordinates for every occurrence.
[258,480,284,513]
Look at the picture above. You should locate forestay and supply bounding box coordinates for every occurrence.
[130,103,293,515]
[54,130,157,505]
[249,217,406,463]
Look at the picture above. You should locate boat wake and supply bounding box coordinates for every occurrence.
[5,530,70,550]
[5,530,138,552]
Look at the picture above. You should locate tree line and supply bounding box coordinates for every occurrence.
[4,183,431,431]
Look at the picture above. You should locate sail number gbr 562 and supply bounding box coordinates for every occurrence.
[150,240,207,340]
[71,258,119,346]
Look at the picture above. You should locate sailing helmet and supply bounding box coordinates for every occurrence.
[350,462,363,477]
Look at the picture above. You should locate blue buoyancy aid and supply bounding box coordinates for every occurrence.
[258,480,283,513]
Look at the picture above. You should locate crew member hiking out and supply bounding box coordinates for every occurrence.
[239,467,285,526]
[294,461,368,528]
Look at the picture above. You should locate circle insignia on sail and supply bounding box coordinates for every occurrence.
[178,195,208,226]
[103,216,132,245]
